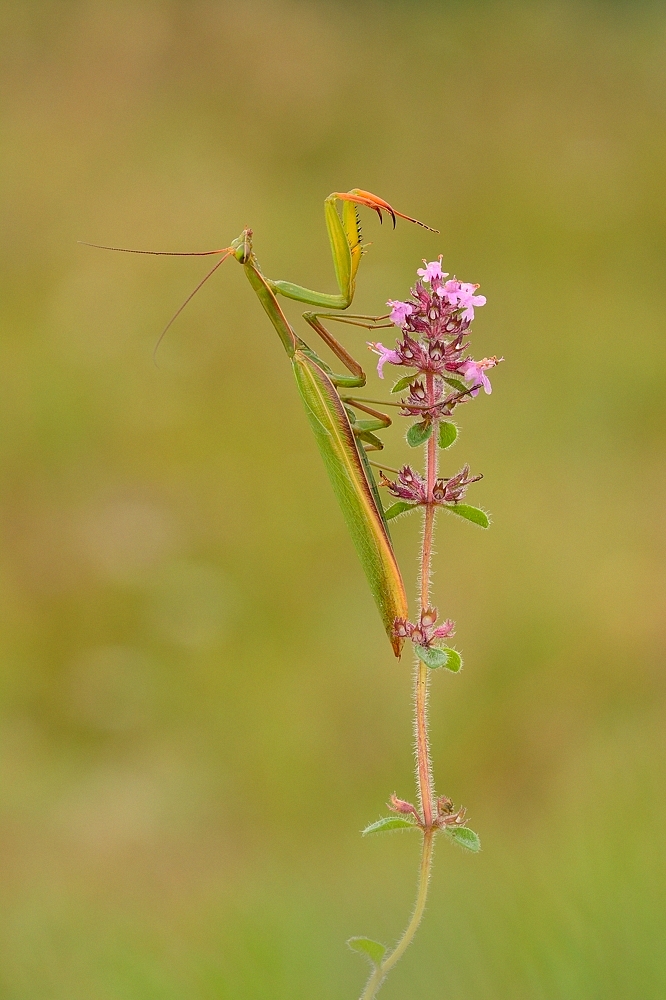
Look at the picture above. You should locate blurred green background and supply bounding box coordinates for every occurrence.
[1,2,665,997]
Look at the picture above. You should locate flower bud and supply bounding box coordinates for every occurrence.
[437,795,454,816]
[421,607,437,628]
[389,793,417,815]
[392,618,409,638]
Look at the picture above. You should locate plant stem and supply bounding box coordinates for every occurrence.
[358,381,441,1000]
[415,659,433,827]
[359,830,435,1000]
[417,378,438,826]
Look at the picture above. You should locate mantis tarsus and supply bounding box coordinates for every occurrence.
[85,189,437,656]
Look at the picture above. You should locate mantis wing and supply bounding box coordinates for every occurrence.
[292,350,408,657]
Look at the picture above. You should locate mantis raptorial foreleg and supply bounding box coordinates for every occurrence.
[269,189,436,309]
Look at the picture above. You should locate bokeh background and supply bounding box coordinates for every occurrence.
[1,2,665,997]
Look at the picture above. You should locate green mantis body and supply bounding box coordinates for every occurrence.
[227,190,436,657]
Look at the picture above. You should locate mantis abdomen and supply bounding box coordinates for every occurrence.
[293,350,408,657]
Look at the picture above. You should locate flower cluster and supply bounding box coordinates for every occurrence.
[386,791,467,831]
[369,256,501,398]
[380,464,482,507]
[371,334,468,380]
[432,464,482,504]
[392,607,455,648]
[380,466,427,504]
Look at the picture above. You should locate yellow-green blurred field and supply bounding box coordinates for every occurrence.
[1,2,665,997]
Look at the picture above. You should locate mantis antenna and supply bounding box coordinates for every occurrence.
[77,242,231,256]
[78,240,235,361]
[151,251,233,361]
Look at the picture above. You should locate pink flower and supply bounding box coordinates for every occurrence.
[439,278,462,304]
[458,356,501,395]
[433,619,456,639]
[387,299,413,328]
[368,341,402,378]
[456,282,486,322]
[416,257,448,284]
[437,279,486,322]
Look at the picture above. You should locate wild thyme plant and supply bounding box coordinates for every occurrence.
[348,259,502,999]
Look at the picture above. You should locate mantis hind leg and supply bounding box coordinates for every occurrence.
[341,396,396,526]
[343,397,393,453]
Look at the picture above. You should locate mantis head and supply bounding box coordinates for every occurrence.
[231,229,253,264]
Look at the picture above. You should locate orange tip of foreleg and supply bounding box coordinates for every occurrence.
[335,189,439,233]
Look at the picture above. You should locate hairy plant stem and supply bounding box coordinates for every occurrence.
[358,377,440,1000]
[418,378,439,825]
[359,830,435,1000]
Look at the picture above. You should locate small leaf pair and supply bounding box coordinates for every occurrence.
[414,645,462,672]
[406,420,458,449]
[383,500,489,528]
[362,815,481,852]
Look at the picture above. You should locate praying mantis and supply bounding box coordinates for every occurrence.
[84,189,436,657]
[228,190,439,657]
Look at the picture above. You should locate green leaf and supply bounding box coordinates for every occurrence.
[442,377,468,393]
[362,815,418,836]
[390,374,416,394]
[414,644,449,669]
[445,826,481,852]
[445,504,490,528]
[347,937,386,966]
[438,421,458,450]
[414,645,462,671]
[439,646,462,672]
[384,501,417,521]
[406,420,433,447]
